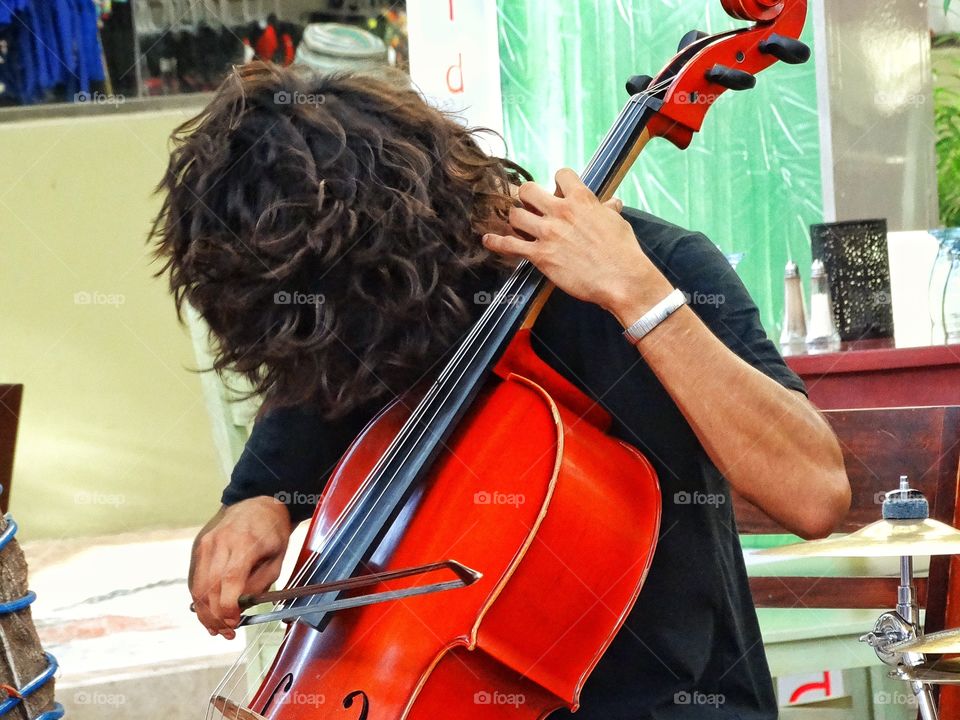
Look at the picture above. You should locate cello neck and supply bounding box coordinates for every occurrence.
[581,94,659,201]
[519,93,661,328]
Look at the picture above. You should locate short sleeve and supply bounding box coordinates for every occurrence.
[657,232,807,397]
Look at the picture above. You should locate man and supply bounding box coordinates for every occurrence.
[153,62,849,719]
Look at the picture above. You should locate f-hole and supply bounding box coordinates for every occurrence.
[262,673,294,714]
[343,690,370,719]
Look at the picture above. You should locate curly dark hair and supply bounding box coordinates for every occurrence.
[151,62,528,418]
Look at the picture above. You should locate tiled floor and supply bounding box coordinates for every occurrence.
[23,524,307,719]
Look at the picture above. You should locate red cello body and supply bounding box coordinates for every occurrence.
[249,331,661,719]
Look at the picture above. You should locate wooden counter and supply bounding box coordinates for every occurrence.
[785,341,960,409]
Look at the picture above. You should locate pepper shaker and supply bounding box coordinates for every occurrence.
[780,260,807,355]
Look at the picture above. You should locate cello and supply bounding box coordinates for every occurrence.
[208,1,810,717]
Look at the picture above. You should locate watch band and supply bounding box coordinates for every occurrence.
[622,288,688,345]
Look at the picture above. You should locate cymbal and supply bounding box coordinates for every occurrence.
[895,658,960,685]
[889,629,960,656]
[752,518,960,560]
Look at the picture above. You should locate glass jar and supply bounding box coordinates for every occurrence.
[945,246,960,344]
[928,229,960,343]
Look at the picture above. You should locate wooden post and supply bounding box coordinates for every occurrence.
[0,513,56,719]
[0,383,56,716]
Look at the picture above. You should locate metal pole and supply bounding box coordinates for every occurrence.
[898,553,939,720]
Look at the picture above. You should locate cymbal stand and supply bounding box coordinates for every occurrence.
[861,477,939,720]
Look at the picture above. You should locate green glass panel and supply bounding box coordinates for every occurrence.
[498,0,822,333]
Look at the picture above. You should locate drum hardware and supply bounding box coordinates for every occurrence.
[757,476,946,719]
[862,611,914,667]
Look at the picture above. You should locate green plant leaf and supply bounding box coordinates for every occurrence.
[936,74,960,226]
[948,0,953,14]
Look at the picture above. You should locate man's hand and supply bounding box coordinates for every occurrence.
[189,496,293,639]
[483,168,673,321]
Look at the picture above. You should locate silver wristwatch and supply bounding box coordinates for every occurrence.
[622,288,688,345]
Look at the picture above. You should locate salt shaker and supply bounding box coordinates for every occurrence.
[806,259,841,352]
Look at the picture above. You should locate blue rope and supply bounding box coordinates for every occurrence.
[0,653,59,716]
[0,592,35,616]
[0,516,17,554]
[33,703,63,720]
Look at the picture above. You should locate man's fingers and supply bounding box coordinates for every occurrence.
[187,498,295,640]
[483,233,538,261]
[516,181,561,214]
[218,573,244,632]
[197,544,285,640]
[554,167,594,202]
[508,206,547,238]
[192,542,229,635]
[248,554,285,597]
[217,548,263,636]
[604,197,625,213]
[205,554,284,640]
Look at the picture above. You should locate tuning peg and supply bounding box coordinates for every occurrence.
[759,34,811,65]
[625,75,654,95]
[678,30,710,52]
[706,64,757,91]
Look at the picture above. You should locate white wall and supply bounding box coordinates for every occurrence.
[930,1,960,34]
[0,107,225,540]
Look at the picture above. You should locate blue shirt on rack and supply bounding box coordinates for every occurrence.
[0,0,104,104]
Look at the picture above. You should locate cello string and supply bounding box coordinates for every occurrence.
[216,77,676,715]
[209,625,271,717]
[218,624,271,714]
[214,620,292,718]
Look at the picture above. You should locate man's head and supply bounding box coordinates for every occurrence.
[152,62,527,417]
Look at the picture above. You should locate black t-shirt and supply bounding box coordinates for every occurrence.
[223,208,806,719]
